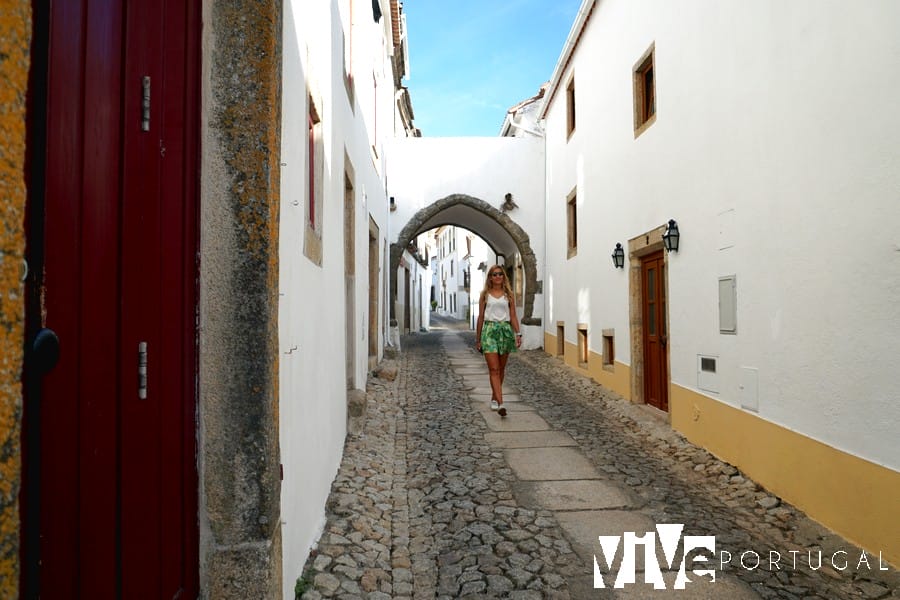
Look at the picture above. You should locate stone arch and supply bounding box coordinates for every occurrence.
[390,194,541,325]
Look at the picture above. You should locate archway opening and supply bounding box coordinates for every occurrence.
[390,194,541,327]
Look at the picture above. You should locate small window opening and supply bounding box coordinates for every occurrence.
[602,329,615,370]
[633,43,656,136]
[566,76,576,137]
[566,189,577,259]
[577,324,589,368]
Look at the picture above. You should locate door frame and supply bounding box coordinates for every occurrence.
[344,159,355,390]
[628,223,671,411]
[367,217,380,370]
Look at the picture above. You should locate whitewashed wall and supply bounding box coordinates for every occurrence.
[543,0,900,469]
[433,226,468,320]
[278,0,396,594]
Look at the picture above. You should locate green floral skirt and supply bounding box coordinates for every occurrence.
[481,321,517,355]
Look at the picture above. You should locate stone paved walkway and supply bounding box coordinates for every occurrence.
[297,317,898,600]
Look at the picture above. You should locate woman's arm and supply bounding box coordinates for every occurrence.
[509,295,522,346]
[475,292,486,345]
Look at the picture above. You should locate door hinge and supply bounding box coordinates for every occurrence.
[141,76,151,132]
[138,341,148,399]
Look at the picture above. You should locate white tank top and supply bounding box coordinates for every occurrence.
[483,293,510,322]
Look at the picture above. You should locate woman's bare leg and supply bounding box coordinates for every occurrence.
[484,352,502,403]
[485,352,507,416]
[498,353,509,386]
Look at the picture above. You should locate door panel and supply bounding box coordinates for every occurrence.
[28,0,200,596]
[40,2,123,594]
[642,252,669,411]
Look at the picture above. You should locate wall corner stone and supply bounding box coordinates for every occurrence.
[0,1,32,595]
[199,0,284,596]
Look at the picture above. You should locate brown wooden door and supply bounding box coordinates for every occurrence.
[642,251,669,411]
[25,1,200,597]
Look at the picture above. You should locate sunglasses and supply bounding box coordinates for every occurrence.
[490,272,504,277]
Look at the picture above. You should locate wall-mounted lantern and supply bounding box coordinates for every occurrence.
[611,243,625,268]
[662,219,680,252]
[390,196,397,212]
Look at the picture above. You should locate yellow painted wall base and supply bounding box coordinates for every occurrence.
[542,332,632,401]
[542,332,898,566]
[671,384,900,567]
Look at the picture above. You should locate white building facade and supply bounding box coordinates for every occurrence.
[540,0,900,563]
[432,225,491,322]
[278,0,416,593]
[395,231,431,338]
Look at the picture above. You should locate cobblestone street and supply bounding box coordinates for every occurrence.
[298,318,898,600]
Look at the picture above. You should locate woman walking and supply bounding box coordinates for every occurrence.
[475,265,522,417]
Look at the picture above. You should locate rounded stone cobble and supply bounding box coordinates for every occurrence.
[401,332,579,600]
[298,324,898,599]
[300,331,579,599]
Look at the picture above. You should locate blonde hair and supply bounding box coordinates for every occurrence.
[480,264,513,303]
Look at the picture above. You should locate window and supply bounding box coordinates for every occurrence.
[577,324,589,368]
[304,95,324,265]
[566,75,576,137]
[719,276,737,334]
[602,329,615,370]
[633,43,656,137]
[556,323,565,356]
[566,189,577,259]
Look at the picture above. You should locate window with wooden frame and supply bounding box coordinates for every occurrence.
[577,324,589,368]
[602,329,615,371]
[632,43,656,137]
[304,95,324,265]
[566,75,576,137]
[566,188,577,259]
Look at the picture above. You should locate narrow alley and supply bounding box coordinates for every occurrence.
[296,317,898,600]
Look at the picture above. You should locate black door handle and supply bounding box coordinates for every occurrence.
[31,328,60,374]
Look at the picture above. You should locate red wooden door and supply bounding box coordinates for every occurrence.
[642,251,669,411]
[26,0,200,597]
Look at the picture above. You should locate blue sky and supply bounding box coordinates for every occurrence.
[403,0,583,137]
